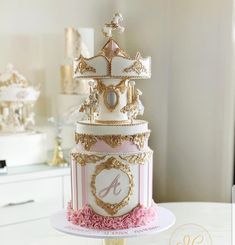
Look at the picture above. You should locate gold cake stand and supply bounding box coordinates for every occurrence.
[103,239,125,245]
[50,205,175,245]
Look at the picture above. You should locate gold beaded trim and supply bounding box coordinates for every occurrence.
[77,120,147,126]
[75,132,150,150]
[90,157,134,215]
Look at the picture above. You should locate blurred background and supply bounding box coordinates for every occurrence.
[0,0,233,207]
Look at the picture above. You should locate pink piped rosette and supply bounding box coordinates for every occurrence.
[67,202,157,230]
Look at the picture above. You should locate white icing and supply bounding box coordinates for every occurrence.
[76,120,149,135]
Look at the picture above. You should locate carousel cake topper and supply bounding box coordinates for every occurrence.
[75,13,151,124]
[0,64,40,133]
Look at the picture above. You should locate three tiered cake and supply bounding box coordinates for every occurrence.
[67,13,157,230]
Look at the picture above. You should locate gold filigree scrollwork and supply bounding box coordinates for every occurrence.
[97,135,123,148]
[71,153,106,166]
[96,79,127,112]
[76,56,96,74]
[123,52,147,75]
[91,157,134,215]
[75,132,150,150]
[75,133,97,151]
[130,132,150,150]
[119,151,152,164]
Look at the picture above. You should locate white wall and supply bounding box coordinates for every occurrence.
[167,0,234,202]
[117,0,234,202]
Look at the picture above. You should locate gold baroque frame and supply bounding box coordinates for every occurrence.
[96,79,128,112]
[90,157,134,215]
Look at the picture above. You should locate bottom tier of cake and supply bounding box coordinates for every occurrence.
[67,201,157,230]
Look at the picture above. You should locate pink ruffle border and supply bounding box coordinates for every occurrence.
[67,202,157,230]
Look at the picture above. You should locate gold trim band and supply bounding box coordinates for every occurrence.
[71,151,153,166]
[75,132,150,150]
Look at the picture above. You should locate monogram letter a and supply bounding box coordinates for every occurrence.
[98,174,122,198]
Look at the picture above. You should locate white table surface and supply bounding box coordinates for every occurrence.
[0,202,232,245]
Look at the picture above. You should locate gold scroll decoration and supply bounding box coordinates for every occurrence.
[71,153,106,166]
[75,56,96,74]
[123,52,147,75]
[75,131,150,151]
[91,157,134,215]
[71,151,152,166]
[119,151,152,164]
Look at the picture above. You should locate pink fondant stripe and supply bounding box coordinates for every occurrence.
[81,166,87,206]
[139,164,145,205]
[71,160,78,210]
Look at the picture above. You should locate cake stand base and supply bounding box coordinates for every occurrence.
[51,205,175,244]
[103,238,126,245]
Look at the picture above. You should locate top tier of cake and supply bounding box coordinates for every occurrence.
[74,13,151,124]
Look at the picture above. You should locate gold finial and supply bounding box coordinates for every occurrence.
[102,13,125,38]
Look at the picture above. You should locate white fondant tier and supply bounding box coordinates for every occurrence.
[0,131,47,166]
[70,148,153,217]
[76,120,149,135]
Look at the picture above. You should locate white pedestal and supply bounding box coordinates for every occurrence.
[0,131,47,166]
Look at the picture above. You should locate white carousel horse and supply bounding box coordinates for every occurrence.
[102,13,125,38]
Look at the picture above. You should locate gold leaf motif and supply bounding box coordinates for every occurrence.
[98,135,123,148]
[75,133,97,151]
[76,56,96,74]
[119,151,152,164]
[96,79,127,95]
[123,53,147,75]
[75,132,150,150]
[71,153,106,166]
[91,157,134,215]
